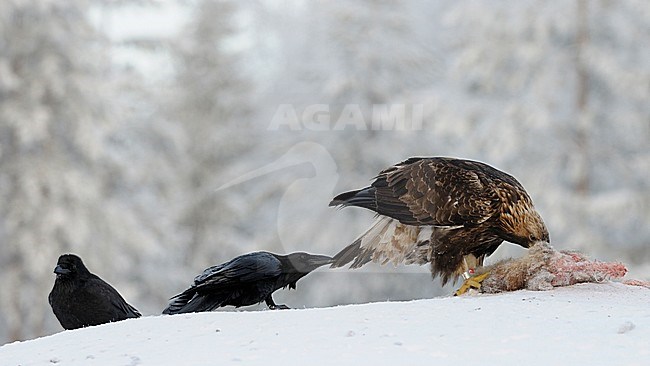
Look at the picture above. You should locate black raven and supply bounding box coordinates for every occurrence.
[162,251,332,314]
[48,254,141,330]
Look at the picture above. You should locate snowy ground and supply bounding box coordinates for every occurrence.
[1,283,648,366]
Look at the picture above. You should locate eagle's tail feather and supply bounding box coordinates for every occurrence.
[332,217,423,269]
[331,238,363,268]
[329,187,377,211]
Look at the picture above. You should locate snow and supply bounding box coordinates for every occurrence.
[1,283,648,366]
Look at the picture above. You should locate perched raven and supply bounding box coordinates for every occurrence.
[163,252,332,314]
[48,254,141,330]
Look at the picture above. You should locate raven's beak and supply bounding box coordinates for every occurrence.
[307,255,334,267]
[53,265,71,275]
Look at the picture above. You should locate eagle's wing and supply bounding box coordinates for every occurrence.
[373,157,500,226]
[331,158,501,269]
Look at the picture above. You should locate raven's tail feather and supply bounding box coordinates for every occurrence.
[162,290,196,315]
[126,303,142,318]
[163,290,229,315]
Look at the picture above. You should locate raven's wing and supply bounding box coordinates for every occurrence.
[163,252,282,314]
[193,252,282,288]
[88,276,142,319]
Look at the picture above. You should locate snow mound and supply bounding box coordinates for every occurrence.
[1,283,648,366]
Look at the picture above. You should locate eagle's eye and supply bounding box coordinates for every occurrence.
[528,234,538,242]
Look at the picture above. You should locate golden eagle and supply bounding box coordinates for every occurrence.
[330,157,549,293]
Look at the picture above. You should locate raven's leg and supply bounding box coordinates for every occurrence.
[265,295,290,310]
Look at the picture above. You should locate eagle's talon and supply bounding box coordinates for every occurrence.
[454,272,490,296]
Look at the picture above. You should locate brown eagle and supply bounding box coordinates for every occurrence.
[330,157,549,293]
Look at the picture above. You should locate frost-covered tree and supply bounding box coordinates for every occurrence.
[0,0,185,342]
[0,0,117,341]
[169,0,256,269]
[428,0,650,263]
[320,0,436,106]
